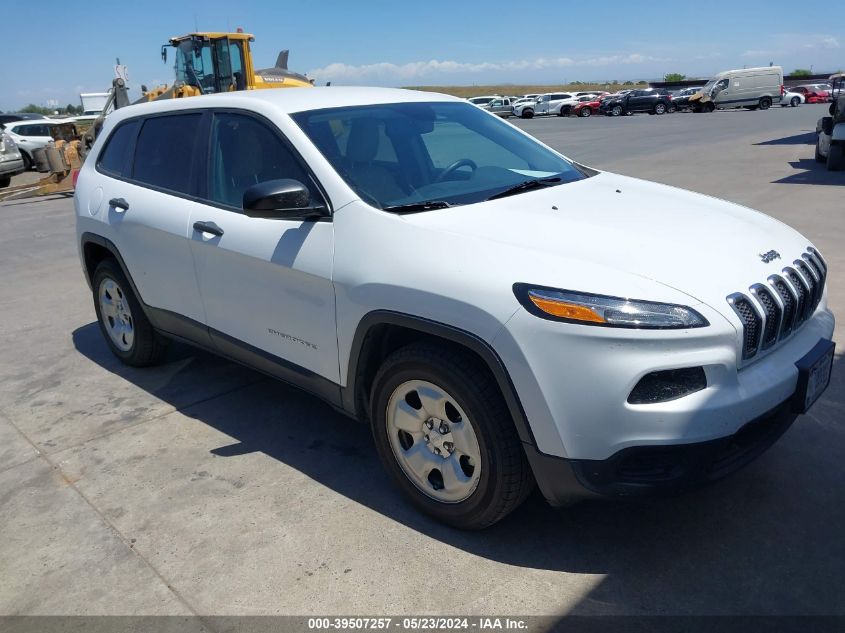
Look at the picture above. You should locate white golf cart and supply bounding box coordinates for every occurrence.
[816,73,845,171]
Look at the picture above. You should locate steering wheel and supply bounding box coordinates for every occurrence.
[434,158,478,183]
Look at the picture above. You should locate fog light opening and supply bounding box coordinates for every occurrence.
[628,367,707,405]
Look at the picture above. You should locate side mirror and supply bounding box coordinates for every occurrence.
[242,179,329,220]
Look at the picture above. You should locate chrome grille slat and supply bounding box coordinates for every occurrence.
[727,248,827,363]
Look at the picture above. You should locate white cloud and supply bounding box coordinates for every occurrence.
[308,53,664,84]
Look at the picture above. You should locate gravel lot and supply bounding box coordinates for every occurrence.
[1,104,842,622]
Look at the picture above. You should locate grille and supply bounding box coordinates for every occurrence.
[727,248,827,362]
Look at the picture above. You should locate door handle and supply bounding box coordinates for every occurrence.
[109,197,129,212]
[193,220,224,237]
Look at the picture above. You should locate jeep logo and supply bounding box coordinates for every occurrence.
[759,250,781,264]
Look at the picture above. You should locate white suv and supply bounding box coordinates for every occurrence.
[75,88,835,529]
[512,92,579,118]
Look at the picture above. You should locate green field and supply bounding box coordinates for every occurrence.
[404,82,649,98]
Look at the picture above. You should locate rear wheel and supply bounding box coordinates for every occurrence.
[370,343,533,530]
[92,258,169,367]
[654,102,667,115]
[828,143,845,171]
[759,97,772,110]
[557,106,570,117]
[579,106,592,117]
[791,96,800,107]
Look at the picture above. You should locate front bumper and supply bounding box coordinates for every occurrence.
[525,397,798,505]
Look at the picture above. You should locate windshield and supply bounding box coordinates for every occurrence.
[173,37,246,94]
[292,101,587,210]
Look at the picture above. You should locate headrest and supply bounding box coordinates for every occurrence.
[346,118,380,163]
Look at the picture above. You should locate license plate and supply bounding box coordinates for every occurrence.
[794,339,835,413]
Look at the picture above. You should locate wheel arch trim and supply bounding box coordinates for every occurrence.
[343,310,538,448]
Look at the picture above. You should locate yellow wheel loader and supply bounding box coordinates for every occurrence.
[0,31,311,202]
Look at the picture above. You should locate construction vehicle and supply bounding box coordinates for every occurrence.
[0,30,311,202]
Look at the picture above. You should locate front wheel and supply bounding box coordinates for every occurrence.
[579,107,592,117]
[521,109,534,119]
[370,343,533,530]
[828,144,845,171]
[92,258,169,366]
[611,105,623,117]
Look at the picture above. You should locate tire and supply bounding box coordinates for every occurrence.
[0,175,10,189]
[557,106,570,117]
[92,258,169,367]
[21,151,32,171]
[668,105,677,113]
[579,107,592,117]
[759,97,772,110]
[370,343,534,530]
[815,139,826,163]
[705,102,716,113]
[828,144,845,171]
[521,108,534,119]
[611,105,623,117]
[654,102,667,115]
[791,97,800,107]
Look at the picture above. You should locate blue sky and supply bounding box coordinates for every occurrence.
[1,0,841,111]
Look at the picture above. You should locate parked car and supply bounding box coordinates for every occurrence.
[599,89,673,116]
[1,119,80,170]
[671,87,705,111]
[0,112,52,126]
[815,73,845,170]
[482,97,514,117]
[780,88,805,107]
[0,130,25,187]
[512,92,578,118]
[792,86,829,104]
[572,96,602,117]
[75,87,834,529]
[691,66,783,112]
[467,96,500,107]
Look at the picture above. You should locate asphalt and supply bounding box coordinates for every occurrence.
[0,104,843,623]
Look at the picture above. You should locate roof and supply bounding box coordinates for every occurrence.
[108,86,463,122]
[713,66,783,77]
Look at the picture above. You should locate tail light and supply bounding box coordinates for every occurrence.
[780,84,785,96]
[71,169,80,188]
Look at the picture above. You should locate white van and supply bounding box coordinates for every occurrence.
[692,66,783,112]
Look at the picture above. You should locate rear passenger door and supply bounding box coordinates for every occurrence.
[188,110,339,383]
[96,113,207,325]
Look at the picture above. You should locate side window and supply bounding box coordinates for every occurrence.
[207,112,319,209]
[97,120,140,177]
[133,114,202,195]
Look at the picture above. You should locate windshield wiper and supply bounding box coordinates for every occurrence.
[486,177,562,201]
[382,200,452,213]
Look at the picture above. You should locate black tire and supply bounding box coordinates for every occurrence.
[579,107,592,117]
[668,105,677,113]
[791,96,800,107]
[370,343,534,530]
[521,108,534,119]
[21,151,32,171]
[705,102,716,112]
[0,175,10,188]
[828,144,845,171]
[654,102,667,115]
[92,258,169,367]
[759,97,772,110]
[557,105,571,117]
[611,105,623,117]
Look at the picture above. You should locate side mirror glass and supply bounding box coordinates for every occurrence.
[242,179,329,220]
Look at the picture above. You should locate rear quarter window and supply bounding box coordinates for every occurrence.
[97,120,140,177]
[132,114,203,195]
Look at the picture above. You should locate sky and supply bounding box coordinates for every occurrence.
[1,0,841,111]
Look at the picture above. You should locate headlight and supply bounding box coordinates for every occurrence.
[513,284,708,329]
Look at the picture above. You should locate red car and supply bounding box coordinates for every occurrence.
[572,96,602,117]
[792,86,830,104]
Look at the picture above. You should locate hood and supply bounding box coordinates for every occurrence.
[403,172,814,313]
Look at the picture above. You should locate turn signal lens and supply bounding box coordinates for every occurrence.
[528,295,606,323]
[514,284,709,329]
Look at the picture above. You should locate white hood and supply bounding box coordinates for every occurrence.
[404,172,814,312]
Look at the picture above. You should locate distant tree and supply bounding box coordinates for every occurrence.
[790,68,813,77]
[20,103,53,116]
[664,73,686,82]
[570,80,583,85]
[65,103,78,114]
[623,80,634,85]
[611,80,619,85]
[637,80,648,85]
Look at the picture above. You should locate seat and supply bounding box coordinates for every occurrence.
[217,123,264,207]
[345,118,407,204]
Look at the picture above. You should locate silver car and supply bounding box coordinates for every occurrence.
[0,129,25,188]
[483,97,514,117]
